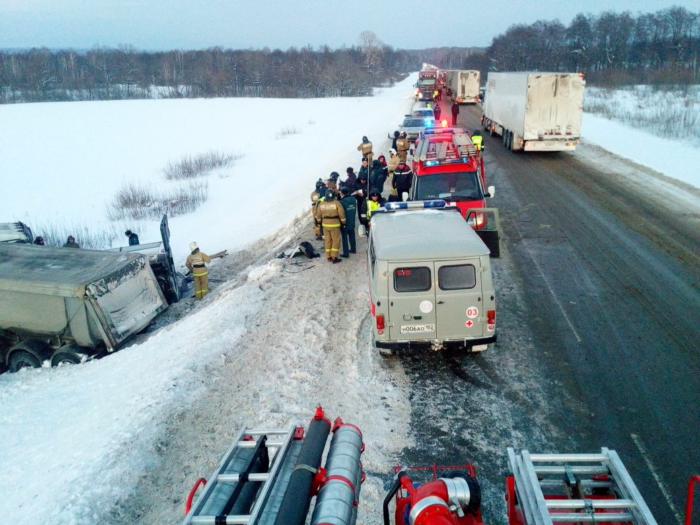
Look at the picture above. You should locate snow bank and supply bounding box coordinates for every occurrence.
[0,75,417,264]
[581,112,700,189]
[582,84,700,189]
[0,276,265,524]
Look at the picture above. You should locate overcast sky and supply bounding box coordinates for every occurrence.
[0,0,697,50]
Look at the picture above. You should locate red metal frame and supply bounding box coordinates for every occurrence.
[184,477,207,515]
[687,475,700,525]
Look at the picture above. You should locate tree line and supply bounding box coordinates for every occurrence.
[0,39,419,104]
[422,6,700,85]
[1,7,698,104]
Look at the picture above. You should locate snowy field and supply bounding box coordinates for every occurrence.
[0,77,416,525]
[0,75,416,264]
[582,85,700,189]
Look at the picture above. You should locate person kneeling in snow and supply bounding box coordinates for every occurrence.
[186,242,226,300]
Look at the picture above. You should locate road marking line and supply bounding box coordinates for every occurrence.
[630,432,683,524]
[512,221,582,343]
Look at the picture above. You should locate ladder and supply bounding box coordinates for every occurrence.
[508,448,658,524]
[184,423,303,525]
[415,132,477,162]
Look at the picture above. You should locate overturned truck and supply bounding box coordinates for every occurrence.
[0,244,168,373]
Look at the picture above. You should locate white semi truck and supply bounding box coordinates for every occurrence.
[482,72,585,152]
[447,70,481,104]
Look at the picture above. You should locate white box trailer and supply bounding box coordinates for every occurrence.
[482,72,585,152]
[447,70,481,104]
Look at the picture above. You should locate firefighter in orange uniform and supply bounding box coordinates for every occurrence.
[314,190,346,263]
[186,242,226,299]
[396,132,410,162]
[357,136,373,166]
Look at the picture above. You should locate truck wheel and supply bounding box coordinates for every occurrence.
[8,349,41,372]
[51,347,85,367]
[7,340,50,372]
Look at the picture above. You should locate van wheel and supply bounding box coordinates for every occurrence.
[51,347,85,367]
[8,350,41,372]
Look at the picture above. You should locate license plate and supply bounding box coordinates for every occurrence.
[400,323,435,334]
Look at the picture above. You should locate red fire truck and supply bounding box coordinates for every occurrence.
[410,128,500,257]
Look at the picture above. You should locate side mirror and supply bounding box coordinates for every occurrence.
[487,185,495,198]
[402,192,409,202]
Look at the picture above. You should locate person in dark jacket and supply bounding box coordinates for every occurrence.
[33,236,45,245]
[339,186,357,257]
[378,154,389,179]
[314,177,327,196]
[63,235,79,248]
[355,167,369,231]
[393,162,414,199]
[391,130,400,151]
[369,159,386,196]
[125,229,140,246]
[451,101,460,126]
[433,102,442,122]
[343,167,358,192]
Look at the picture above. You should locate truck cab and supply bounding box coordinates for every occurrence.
[410,128,500,256]
[416,70,437,101]
[368,201,497,355]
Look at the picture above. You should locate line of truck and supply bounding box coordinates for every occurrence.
[417,67,586,152]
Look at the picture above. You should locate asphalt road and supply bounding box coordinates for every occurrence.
[394,103,700,523]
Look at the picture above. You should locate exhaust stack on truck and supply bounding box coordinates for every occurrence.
[482,72,585,152]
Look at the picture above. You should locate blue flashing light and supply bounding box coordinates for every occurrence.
[384,199,446,211]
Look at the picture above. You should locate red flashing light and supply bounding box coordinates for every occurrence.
[441,119,448,128]
[376,315,385,335]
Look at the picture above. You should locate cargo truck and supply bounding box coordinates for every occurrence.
[416,70,437,101]
[0,244,168,372]
[447,70,481,104]
[482,72,585,152]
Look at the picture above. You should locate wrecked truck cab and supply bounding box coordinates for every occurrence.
[0,244,168,372]
[367,201,497,356]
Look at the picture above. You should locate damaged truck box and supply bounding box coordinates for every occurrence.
[0,243,168,372]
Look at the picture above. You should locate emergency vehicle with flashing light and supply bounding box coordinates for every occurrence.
[410,128,500,257]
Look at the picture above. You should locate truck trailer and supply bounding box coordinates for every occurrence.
[447,70,481,104]
[0,244,168,372]
[482,72,585,152]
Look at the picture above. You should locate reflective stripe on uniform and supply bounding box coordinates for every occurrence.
[193,271,208,277]
[323,223,342,228]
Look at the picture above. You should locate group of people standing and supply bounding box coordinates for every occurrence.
[311,135,415,263]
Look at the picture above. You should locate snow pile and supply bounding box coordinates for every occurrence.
[582,84,700,189]
[0,277,265,523]
[0,75,417,264]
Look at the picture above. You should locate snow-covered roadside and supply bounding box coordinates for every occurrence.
[581,112,700,190]
[0,78,417,524]
[106,222,412,525]
[0,75,416,264]
[0,265,264,523]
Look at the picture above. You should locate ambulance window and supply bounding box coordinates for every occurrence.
[394,267,431,292]
[438,264,476,290]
